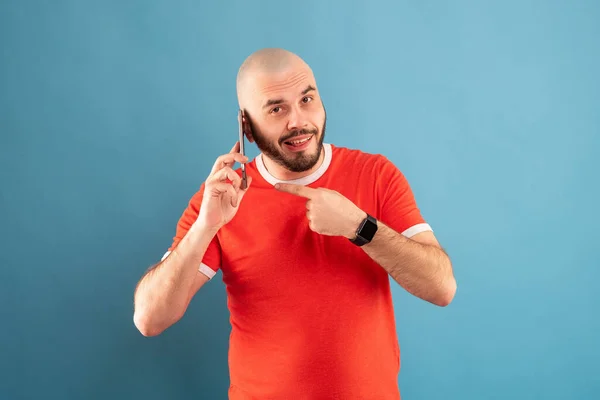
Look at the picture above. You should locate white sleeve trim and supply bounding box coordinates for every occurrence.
[198,263,217,279]
[160,251,216,280]
[401,223,433,238]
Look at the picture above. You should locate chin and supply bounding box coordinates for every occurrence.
[279,134,323,172]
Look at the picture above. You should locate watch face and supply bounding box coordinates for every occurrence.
[360,218,378,240]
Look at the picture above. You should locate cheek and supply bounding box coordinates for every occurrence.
[258,121,285,143]
[311,106,325,126]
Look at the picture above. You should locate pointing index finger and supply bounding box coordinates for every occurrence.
[274,183,316,198]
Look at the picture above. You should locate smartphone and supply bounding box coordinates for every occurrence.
[237,110,248,189]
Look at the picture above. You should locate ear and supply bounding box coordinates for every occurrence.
[241,111,256,143]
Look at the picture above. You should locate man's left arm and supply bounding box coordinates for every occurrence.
[350,211,456,307]
[275,170,457,307]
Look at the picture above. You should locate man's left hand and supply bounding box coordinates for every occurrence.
[275,183,367,239]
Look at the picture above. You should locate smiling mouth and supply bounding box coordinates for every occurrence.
[284,135,313,147]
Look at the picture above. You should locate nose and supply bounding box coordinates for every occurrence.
[286,105,309,132]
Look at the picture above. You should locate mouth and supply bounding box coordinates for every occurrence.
[283,134,314,152]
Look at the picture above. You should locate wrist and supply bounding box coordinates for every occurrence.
[346,210,368,239]
[191,218,221,238]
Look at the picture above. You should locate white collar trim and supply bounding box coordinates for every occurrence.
[255,143,332,186]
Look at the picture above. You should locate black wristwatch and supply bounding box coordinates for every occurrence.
[349,213,378,246]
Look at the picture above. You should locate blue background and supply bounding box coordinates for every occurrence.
[1,0,598,399]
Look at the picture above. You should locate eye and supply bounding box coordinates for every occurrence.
[302,96,313,103]
[270,106,281,114]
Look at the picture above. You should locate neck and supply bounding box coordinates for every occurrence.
[261,147,325,181]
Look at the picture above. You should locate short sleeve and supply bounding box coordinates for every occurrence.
[161,184,222,279]
[378,157,433,238]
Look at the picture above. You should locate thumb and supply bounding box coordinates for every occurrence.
[238,176,253,200]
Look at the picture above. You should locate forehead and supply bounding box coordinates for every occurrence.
[251,67,318,102]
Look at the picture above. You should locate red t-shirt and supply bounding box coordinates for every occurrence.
[163,143,432,399]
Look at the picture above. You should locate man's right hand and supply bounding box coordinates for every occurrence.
[197,141,252,231]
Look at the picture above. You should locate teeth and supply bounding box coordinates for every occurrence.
[289,137,310,145]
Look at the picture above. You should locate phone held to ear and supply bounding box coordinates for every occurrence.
[238,110,248,190]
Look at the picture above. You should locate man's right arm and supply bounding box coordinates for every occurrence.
[132,142,250,337]
[133,220,218,337]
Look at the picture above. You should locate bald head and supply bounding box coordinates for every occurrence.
[233,48,326,176]
[236,48,313,108]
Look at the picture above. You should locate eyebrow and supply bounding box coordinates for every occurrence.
[262,85,316,109]
[302,85,316,95]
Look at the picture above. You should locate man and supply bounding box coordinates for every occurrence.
[133,48,456,399]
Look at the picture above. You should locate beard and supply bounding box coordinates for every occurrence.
[248,109,327,173]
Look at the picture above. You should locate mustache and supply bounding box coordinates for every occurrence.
[280,128,318,143]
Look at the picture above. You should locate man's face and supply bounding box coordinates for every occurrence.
[242,66,327,173]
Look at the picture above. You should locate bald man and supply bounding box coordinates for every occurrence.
[134,48,456,400]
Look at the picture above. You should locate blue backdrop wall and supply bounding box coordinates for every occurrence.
[1,0,598,399]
